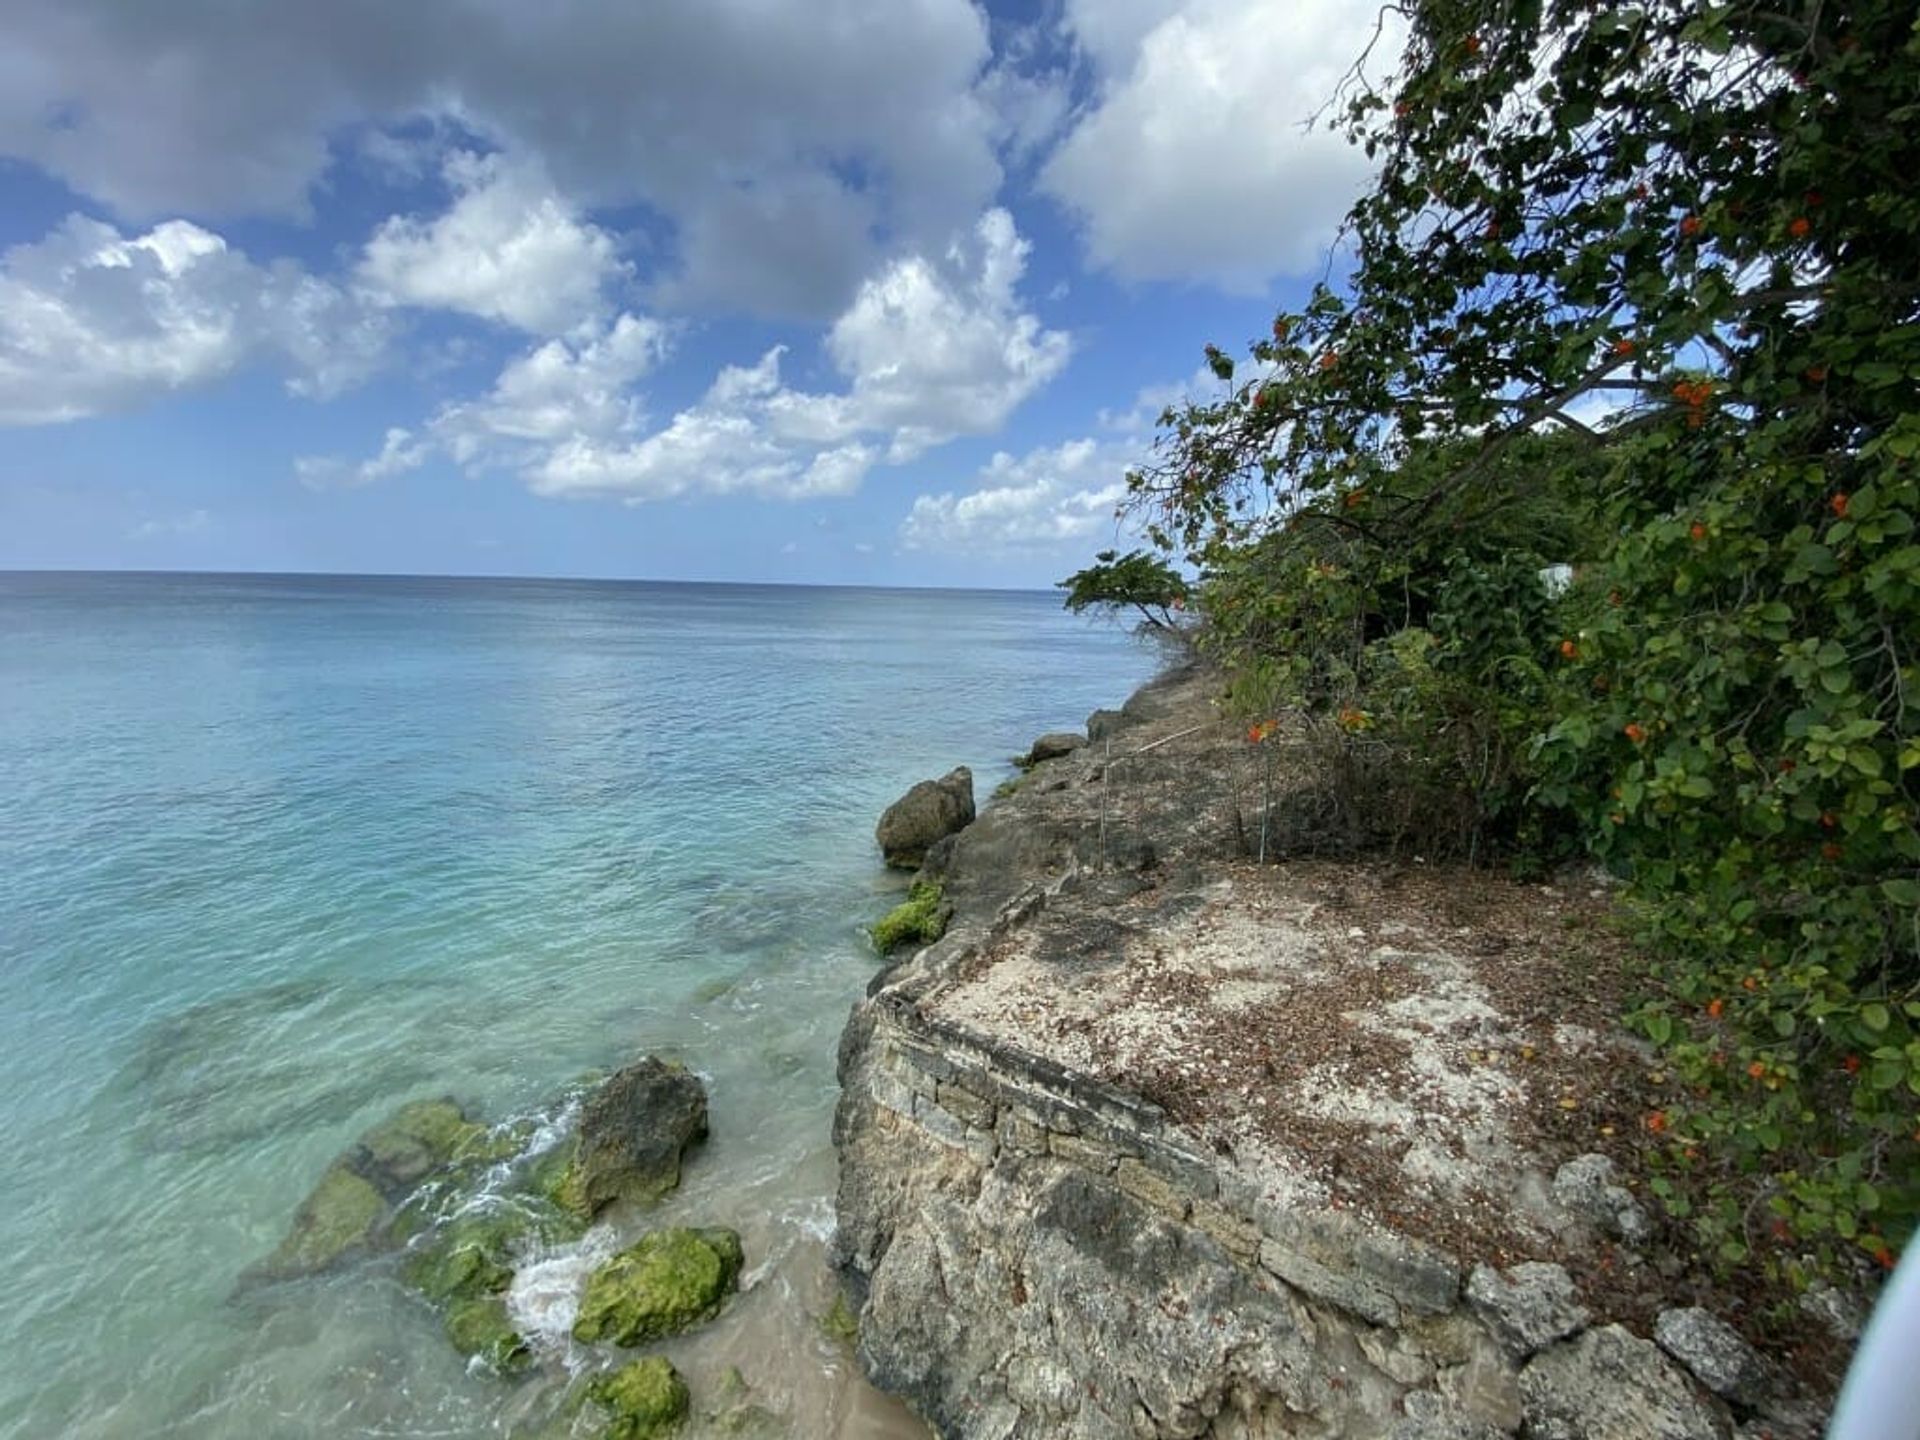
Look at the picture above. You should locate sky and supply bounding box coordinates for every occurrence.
[0,0,1398,587]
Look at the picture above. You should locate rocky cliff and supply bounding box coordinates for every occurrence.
[832,664,1839,1440]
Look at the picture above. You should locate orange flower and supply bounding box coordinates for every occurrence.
[1777,758,1797,773]
[1843,1053,1862,1075]
[1247,723,1266,745]
[1830,492,1849,518]
[1805,366,1828,384]
[1464,33,1482,55]
[1559,639,1579,659]
[1742,975,1759,991]
[1873,1242,1896,1270]
[1789,216,1811,238]
[1623,723,1648,744]
[1611,337,1636,357]
[1317,351,1339,371]
[1690,521,1707,541]
[1822,842,1843,862]
[1680,215,1702,237]
[1343,488,1369,510]
[1747,1061,1767,1080]
[1707,998,1724,1019]
[1820,811,1837,829]
[1646,1110,1668,1133]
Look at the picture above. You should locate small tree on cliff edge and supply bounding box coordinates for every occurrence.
[1124,0,1920,1279]
[1058,549,1190,632]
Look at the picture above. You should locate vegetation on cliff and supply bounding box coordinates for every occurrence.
[1080,0,1919,1285]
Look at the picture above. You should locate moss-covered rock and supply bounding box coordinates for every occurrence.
[255,1161,386,1279]
[404,1212,519,1302]
[445,1294,531,1375]
[572,1227,744,1346]
[586,1357,689,1440]
[704,1367,785,1438]
[360,1098,490,1186]
[869,881,948,955]
[817,1291,859,1349]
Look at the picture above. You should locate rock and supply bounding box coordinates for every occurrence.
[546,1059,709,1221]
[1654,1308,1773,1410]
[875,767,975,869]
[587,1356,690,1440]
[1552,1153,1653,1244]
[358,1098,491,1187]
[1798,1283,1865,1343]
[1024,732,1086,765]
[705,1366,786,1437]
[1519,1325,1728,1439]
[445,1294,531,1374]
[572,1227,744,1346]
[1390,1391,1510,1440]
[1466,1261,1590,1359]
[403,1207,565,1304]
[254,1161,386,1279]
[1258,1207,1462,1327]
[1085,708,1126,742]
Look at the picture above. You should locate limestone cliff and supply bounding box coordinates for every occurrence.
[832,665,1835,1440]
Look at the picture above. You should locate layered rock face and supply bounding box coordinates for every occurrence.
[833,665,1829,1440]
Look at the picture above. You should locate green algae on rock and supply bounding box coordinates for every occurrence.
[869,881,948,955]
[255,1161,386,1278]
[444,1293,531,1375]
[250,1095,504,1282]
[572,1227,744,1346]
[359,1098,491,1185]
[586,1356,690,1440]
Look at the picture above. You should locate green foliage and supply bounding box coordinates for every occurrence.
[1117,0,1920,1280]
[1058,549,1191,630]
[870,881,948,955]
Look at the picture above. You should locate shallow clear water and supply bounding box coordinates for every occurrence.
[0,572,1157,1439]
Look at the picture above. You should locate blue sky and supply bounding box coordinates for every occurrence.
[0,0,1394,587]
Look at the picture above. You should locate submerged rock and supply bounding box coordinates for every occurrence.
[875,767,975,869]
[445,1293,531,1375]
[254,1160,387,1279]
[359,1097,492,1187]
[572,1227,744,1346]
[587,1357,691,1440]
[543,1059,709,1221]
[249,1095,496,1282]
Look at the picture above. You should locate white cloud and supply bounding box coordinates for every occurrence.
[900,437,1136,554]
[1045,0,1400,288]
[0,214,386,426]
[127,507,212,540]
[359,151,629,334]
[311,209,1068,505]
[295,426,429,489]
[0,0,1005,320]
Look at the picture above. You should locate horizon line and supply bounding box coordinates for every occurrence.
[0,564,1064,599]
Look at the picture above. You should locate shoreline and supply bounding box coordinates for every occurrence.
[832,662,1848,1439]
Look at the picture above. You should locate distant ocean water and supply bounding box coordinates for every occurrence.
[0,572,1158,1439]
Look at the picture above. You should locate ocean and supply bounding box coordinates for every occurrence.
[0,571,1159,1439]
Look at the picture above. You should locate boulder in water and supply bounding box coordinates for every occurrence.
[1023,732,1086,766]
[445,1293,531,1375]
[253,1160,387,1279]
[587,1357,691,1440]
[572,1227,744,1346]
[543,1059,708,1221]
[875,767,975,869]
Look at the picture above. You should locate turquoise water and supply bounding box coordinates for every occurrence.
[0,572,1157,1439]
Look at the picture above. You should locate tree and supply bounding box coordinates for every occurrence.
[1126,0,1920,1276]
[1058,549,1190,631]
